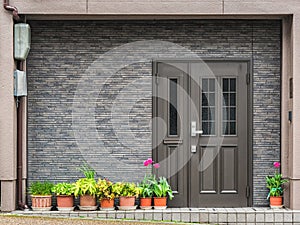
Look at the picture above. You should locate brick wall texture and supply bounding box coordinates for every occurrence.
[27,20,281,206]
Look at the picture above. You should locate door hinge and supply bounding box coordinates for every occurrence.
[155,73,159,85]
[246,73,250,85]
[246,186,251,198]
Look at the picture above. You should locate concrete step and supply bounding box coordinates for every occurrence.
[10,207,300,224]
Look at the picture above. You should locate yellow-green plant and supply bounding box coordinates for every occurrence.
[97,179,115,200]
[112,182,139,198]
[52,182,75,196]
[74,178,97,197]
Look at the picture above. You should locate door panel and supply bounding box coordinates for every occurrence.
[153,60,249,207]
[220,146,238,193]
[153,62,189,207]
[199,146,218,194]
[191,62,248,207]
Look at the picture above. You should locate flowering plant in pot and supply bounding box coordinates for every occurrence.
[97,178,115,210]
[52,182,75,210]
[266,162,288,208]
[28,181,54,211]
[139,158,162,209]
[138,175,155,209]
[113,182,139,210]
[151,177,174,209]
[74,164,97,210]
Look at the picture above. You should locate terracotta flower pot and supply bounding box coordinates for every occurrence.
[31,195,52,210]
[119,196,135,206]
[100,198,114,209]
[153,197,167,209]
[270,196,283,207]
[140,197,152,209]
[80,194,97,206]
[56,195,74,208]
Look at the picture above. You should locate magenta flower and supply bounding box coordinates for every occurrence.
[273,162,280,168]
[153,163,160,169]
[143,158,154,167]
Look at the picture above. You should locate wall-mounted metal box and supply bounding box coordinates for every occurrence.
[14,23,31,60]
[14,70,27,97]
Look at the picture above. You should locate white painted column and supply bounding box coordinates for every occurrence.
[290,13,300,210]
[0,9,17,211]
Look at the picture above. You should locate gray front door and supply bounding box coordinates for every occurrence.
[153,60,250,207]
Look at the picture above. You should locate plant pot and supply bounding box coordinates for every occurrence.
[100,198,115,210]
[140,197,152,210]
[270,196,283,208]
[119,196,135,206]
[118,196,137,210]
[31,195,52,211]
[79,194,97,210]
[153,197,167,209]
[56,195,74,210]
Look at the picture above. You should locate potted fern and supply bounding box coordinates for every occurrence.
[97,178,115,210]
[52,182,75,210]
[28,181,54,211]
[74,164,97,210]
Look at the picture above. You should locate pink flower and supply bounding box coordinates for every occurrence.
[273,162,280,168]
[143,158,154,167]
[153,163,160,169]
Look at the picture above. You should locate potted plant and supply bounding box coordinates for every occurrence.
[52,182,75,210]
[151,177,174,209]
[97,178,115,210]
[74,164,97,210]
[113,182,139,210]
[28,181,54,211]
[138,175,155,209]
[266,162,288,208]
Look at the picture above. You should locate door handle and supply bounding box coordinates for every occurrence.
[191,121,203,137]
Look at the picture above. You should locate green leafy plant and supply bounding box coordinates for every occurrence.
[74,178,97,197]
[151,177,174,200]
[138,175,156,198]
[52,182,75,196]
[97,179,115,200]
[266,162,288,198]
[111,182,123,197]
[112,182,139,198]
[78,163,96,179]
[28,181,54,196]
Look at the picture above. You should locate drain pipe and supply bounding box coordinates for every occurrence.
[17,61,27,210]
[3,0,20,21]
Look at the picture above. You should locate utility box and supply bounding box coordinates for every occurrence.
[14,23,31,60]
[14,70,27,97]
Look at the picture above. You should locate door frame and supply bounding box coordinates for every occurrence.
[152,58,253,207]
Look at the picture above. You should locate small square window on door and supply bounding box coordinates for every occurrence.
[222,78,237,136]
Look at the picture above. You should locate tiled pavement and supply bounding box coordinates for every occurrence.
[10,207,300,224]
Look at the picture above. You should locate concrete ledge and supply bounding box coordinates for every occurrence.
[9,207,300,224]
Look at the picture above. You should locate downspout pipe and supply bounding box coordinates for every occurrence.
[3,0,20,21]
[17,61,27,210]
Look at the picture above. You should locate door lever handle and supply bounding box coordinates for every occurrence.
[191,121,203,137]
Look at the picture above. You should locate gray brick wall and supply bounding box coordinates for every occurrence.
[27,20,281,206]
